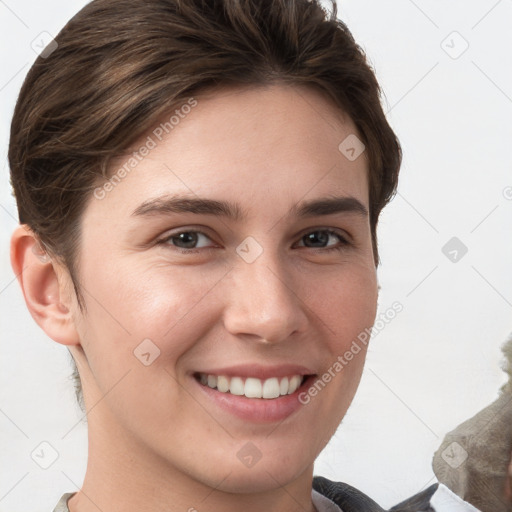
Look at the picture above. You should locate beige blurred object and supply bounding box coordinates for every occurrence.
[506,455,512,502]
[433,334,512,512]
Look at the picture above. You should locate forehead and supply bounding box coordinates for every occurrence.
[87,84,369,225]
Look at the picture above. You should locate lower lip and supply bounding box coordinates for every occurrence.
[194,375,316,423]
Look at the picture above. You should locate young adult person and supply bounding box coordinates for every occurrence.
[9,0,479,510]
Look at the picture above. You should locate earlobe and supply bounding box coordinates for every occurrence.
[10,225,80,346]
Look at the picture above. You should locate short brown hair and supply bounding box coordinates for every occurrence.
[9,0,401,413]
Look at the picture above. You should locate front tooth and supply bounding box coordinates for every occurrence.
[207,374,217,388]
[288,375,302,394]
[262,377,280,399]
[244,377,262,398]
[279,377,289,396]
[230,376,245,395]
[217,375,230,392]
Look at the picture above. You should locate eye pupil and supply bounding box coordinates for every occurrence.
[304,231,329,247]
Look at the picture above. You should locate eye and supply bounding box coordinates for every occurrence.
[296,229,349,252]
[158,230,216,252]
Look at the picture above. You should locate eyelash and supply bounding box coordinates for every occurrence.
[156,228,350,254]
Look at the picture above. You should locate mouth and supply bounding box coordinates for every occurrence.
[191,364,317,423]
[194,372,307,399]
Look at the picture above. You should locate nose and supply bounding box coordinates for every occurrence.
[222,245,309,344]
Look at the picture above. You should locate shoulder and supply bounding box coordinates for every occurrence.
[312,475,481,512]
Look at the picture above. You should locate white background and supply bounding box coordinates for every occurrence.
[1,1,511,510]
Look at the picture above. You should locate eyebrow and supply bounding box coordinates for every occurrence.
[131,194,368,220]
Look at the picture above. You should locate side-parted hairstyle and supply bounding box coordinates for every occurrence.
[9,0,401,413]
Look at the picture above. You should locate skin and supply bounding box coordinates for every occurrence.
[11,84,378,512]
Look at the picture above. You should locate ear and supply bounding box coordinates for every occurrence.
[10,225,80,346]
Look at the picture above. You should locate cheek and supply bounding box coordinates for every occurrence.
[73,261,224,427]
[306,261,378,345]
[306,262,377,403]
[75,257,229,371]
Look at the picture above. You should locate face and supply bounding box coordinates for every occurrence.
[68,84,378,493]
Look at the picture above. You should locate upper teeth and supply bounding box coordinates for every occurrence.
[198,373,303,399]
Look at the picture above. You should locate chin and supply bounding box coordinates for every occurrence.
[196,446,315,494]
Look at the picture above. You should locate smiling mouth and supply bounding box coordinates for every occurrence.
[194,372,311,399]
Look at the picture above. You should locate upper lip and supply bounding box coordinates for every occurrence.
[193,364,316,380]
